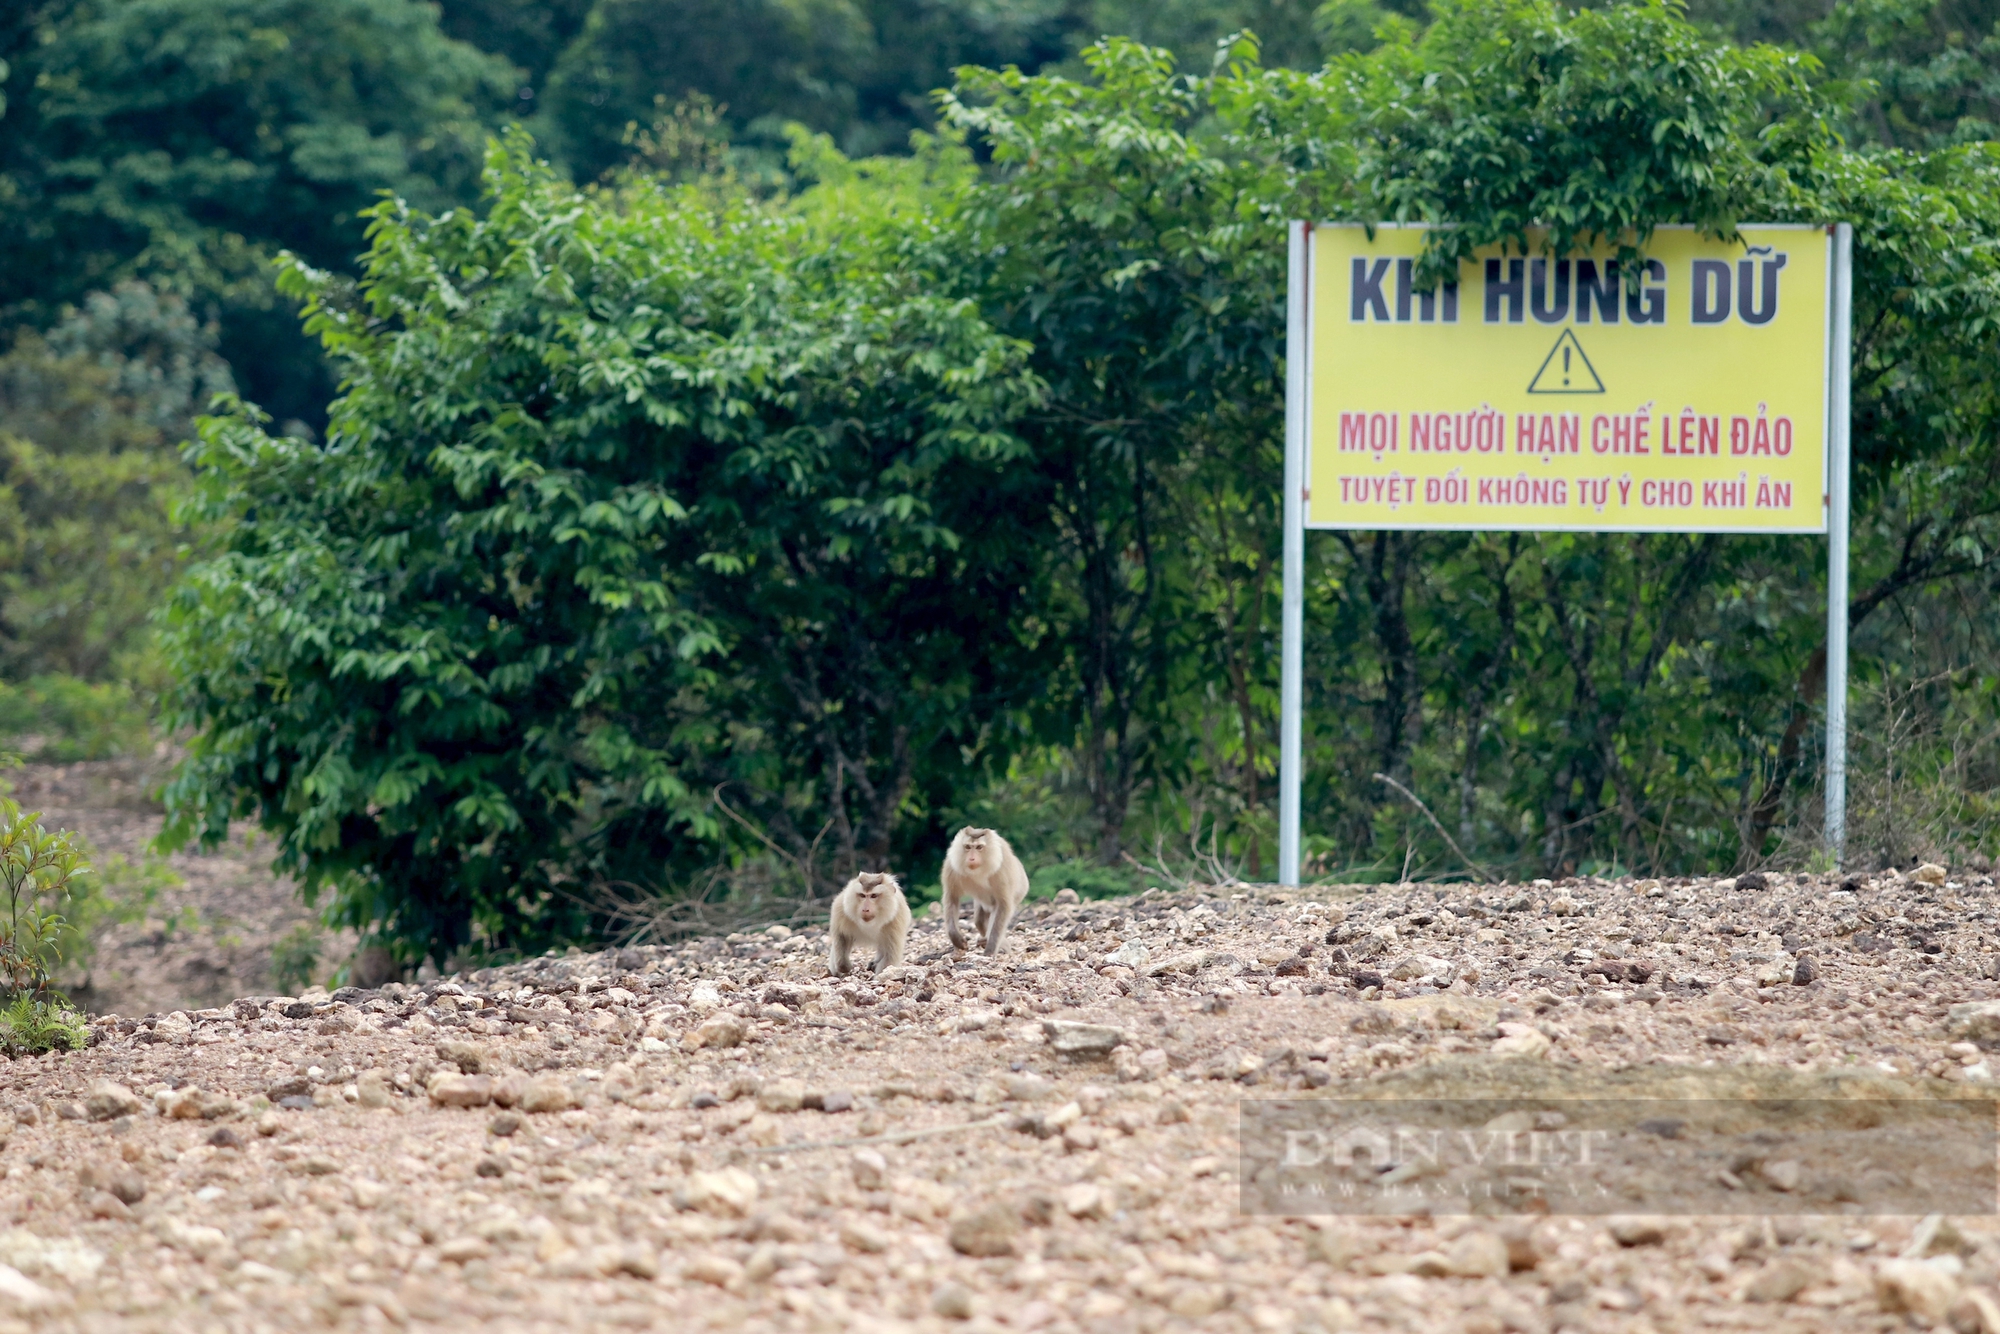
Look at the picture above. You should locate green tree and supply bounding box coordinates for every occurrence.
[942,39,1288,866]
[434,0,593,97]
[848,0,1096,155]
[1812,0,2000,147]
[539,0,877,178]
[1087,0,1326,68]
[0,0,517,429]
[0,281,232,683]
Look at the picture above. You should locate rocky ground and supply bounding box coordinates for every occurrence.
[4,866,2000,1332]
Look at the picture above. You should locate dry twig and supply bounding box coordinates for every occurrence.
[1372,772,1496,882]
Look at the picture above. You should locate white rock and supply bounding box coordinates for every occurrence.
[851,1149,887,1191]
[0,1230,103,1282]
[1144,950,1213,976]
[0,1265,57,1311]
[1761,1159,1803,1192]
[1107,941,1149,970]
[1441,1231,1509,1278]
[1386,957,1427,982]
[1947,1001,2000,1046]
[1062,1183,1110,1220]
[1042,1020,1124,1058]
[1492,1024,1551,1058]
[683,1168,759,1217]
[153,1217,231,1261]
[951,1007,1002,1034]
[1877,1259,1961,1319]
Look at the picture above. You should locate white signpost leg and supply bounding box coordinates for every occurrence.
[1825,222,1854,866]
[1278,222,1309,888]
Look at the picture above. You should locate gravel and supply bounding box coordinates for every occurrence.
[3,865,2000,1330]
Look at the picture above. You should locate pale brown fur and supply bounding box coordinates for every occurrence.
[940,827,1029,956]
[828,871,911,975]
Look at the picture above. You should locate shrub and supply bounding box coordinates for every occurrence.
[0,993,87,1055]
[161,132,1042,965]
[0,797,89,996]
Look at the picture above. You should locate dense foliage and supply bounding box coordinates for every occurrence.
[160,134,1043,959]
[0,0,1339,432]
[149,2,2000,966]
[0,0,516,427]
[0,0,1989,963]
[0,283,231,686]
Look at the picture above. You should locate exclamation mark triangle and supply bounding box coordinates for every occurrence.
[1527,329,1605,394]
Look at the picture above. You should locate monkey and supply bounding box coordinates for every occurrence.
[828,871,912,975]
[940,827,1030,956]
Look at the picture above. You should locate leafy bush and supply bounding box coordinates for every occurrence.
[162,7,2000,962]
[161,131,1041,964]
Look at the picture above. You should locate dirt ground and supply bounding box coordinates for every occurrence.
[8,759,352,1019]
[1,863,1999,1332]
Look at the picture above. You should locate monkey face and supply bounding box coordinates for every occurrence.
[854,872,892,922]
[961,828,990,869]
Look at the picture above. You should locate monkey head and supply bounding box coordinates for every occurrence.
[958,828,992,871]
[852,871,897,922]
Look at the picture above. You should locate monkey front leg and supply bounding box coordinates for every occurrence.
[944,884,969,952]
[829,928,853,976]
[983,902,1011,955]
[874,921,907,972]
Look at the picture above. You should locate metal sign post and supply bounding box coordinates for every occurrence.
[1278,222,1310,889]
[1276,221,1853,886]
[1824,222,1853,865]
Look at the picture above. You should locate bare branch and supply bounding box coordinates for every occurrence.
[1372,772,1496,882]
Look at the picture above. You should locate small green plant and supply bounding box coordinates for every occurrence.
[0,800,92,1055]
[0,992,86,1055]
[0,797,89,996]
[271,923,323,994]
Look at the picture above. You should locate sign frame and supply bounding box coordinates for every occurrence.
[1275,221,1855,885]
[1302,223,1833,536]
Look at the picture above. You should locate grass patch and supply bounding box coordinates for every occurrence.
[1026,859,1145,902]
[0,674,152,761]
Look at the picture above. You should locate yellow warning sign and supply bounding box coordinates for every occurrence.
[1306,224,1831,532]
